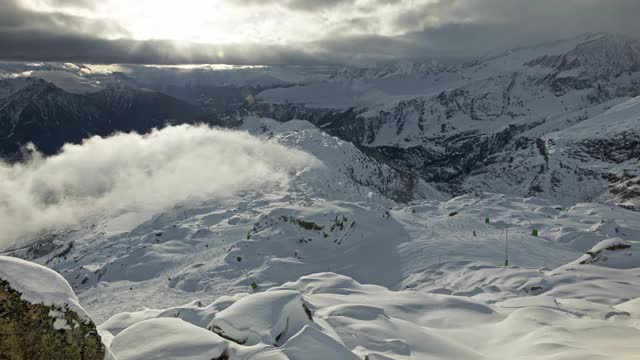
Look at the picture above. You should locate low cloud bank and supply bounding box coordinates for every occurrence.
[0,124,318,250]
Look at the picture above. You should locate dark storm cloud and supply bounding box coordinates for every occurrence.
[390,0,640,53]
[311,0,640,62]
[0,0,638,65]
[0,30,329,65]
[0,1,327,65]
[0,1,127,37]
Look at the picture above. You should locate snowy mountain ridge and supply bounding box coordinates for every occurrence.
[257,33,640,209]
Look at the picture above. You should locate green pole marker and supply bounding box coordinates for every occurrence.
[251,282,258,290]
[485,217,490,223]
[236,256,242,262]
[504,223,509,267]
[521,208,537,237]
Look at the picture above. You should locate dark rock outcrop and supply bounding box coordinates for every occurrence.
[0,278,105,360]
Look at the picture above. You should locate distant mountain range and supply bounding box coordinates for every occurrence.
[258,33,640,209]
[0,32,638,208]
[0,78,206,157]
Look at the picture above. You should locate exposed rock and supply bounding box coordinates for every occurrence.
[0,278,105,360]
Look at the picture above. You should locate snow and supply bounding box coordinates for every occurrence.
[255,325,361,360]
[103,211,155,235]
[0,255,87,319]
[4,145,638,359]
[241,117,444,203]
[252,33,640,211]
[16,184,636,359]
[553,95,640,141]
[28,70,104,94]
[565,238,638,269]
[2,116,638,358]
[50,308,74,330]
[52,317,71,330]
[95,268,640,359]
[98,307,165,336]
[70,184,639,359]
[208,290,312,346]
[109,318,229,360]
[616,297,640,316]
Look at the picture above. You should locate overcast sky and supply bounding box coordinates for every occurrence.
[1,0,638,65]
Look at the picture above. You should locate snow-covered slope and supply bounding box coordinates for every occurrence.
[8,181,639,321]
[7,184,639,359]
[2,117,640,358]
[451,95,640,208]
[241,117,442,203]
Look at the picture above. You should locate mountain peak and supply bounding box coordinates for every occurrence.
[586,31,639,43]
[0,77,56,99]
[522,32,640,77]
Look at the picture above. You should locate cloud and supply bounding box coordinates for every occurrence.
[232,0,406,12]
[0,1,127,38]
[0,0,328,65]
[389,0,640,53]
[0,30,330,65]
[232,0,353,11]
[40,0,97,9]
[0,125,319,250]
[0,0,639,65]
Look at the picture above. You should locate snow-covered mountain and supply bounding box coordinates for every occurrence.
[329,59,464,81]
[257,33,640,208]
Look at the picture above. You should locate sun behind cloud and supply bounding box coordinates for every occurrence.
[15,0,437,45]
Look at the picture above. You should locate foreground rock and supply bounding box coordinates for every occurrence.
[0,256,105,360]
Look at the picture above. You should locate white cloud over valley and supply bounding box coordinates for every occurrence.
[0,125,318,249]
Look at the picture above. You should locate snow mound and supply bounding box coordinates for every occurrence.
[98,308,165,336]
[0,255,86,318]
[207,290,313,346]
[99,295,247,337]
[89,268,640,359]
[615,297,640,316]
[252,325,361,360]
[571,238,638,268]
[110,317,229,360]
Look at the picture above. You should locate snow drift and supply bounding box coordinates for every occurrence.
[0,124,318,250]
